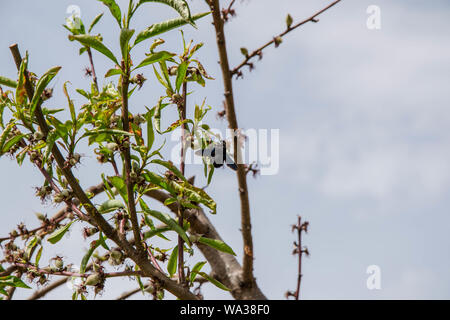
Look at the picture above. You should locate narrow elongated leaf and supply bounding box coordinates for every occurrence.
[151,159,187,182]
[143,215,170,241]
[0,76,17,88]
[15,54,28,105]
[98,0,122,27]
[98,199,125,213]
[31,66,62,116]
[170,180,216,213]
[143,225,171,240]
[80,239,102,273]
[189,261,206,283]
[25,236,39,261]
[134,12,210,45]
[81,128,132,138]
[175,61,187,92]
[138,0,192,22]
[105,68,123,77]
[2,134,26,154]
[89,13,104,33]
[43,130,58,166]
[47,221,75,244]
[63,82,76,124]
[198,272,230,291]
[35,246,43,267]
[134,51,175,70]
[0,276,31,289]
[69,34,118,65]
[120,28,135,59]
[143,171,176,195]
[0,123,15,154]
[146,108,155,150]
[198,237,236,255]
[139,199,191,246]
[167,245,178,277]
[108,176,128,202]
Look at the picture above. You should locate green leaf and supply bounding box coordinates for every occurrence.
[108,176,128,202]
[198,237,236,255]
[164,197,177,206]
[146,108,155,150]
[151,159,187,182]
[69,34,118,65]
[98,232,110,250]
[143,171,176,195]
[138,0,192,23]
[80,239,102,273]
[189,261,206,284]
[140,199,191,246]
[43,130,58,166]
[47,221,75,244]
[207,165,214,185]
[63,82,76,124]
[2,134,26,154]
[134,12,210,45]
[105,68,123,77]
[25,236,39,261]
[0,276,31,289]
[0,76,17,88]
[120,28,135,59]
[15,54,28,105]
[134,51,176,70]
[98,199,125,213]
[81,128,132,139]
[98,0,122,27]
[89,13,104,33]
[170,180,216,214]
[30,66,62,116]
[198,272,230,291]
[167,245,178,277]
[42,130,58,165]
[0,123,15,154]
[175,61,187,92]
[35,246,43,267]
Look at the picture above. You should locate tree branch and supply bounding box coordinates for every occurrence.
[9,44,198,300]
[231,0,342,76]
[145,188,266,299]
[207,0,255,289]
[120,61,145,256]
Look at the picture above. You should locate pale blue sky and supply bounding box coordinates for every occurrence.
[1,0,449,299]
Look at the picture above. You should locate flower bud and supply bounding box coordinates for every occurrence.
[35,212,46,221]
[286,14,293,29]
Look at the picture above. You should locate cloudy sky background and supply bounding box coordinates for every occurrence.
[1,0,449,299]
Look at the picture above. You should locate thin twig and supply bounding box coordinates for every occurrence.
[208,0,255,288]
[13,262,142,278]
[287,216,309,300]
[86,48,98,90]
[120,60,145,256]
[177,81,188,286]
[231,0,342,76]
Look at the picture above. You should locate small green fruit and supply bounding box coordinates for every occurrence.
[54,258,64,269]
[85,273,102,286]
